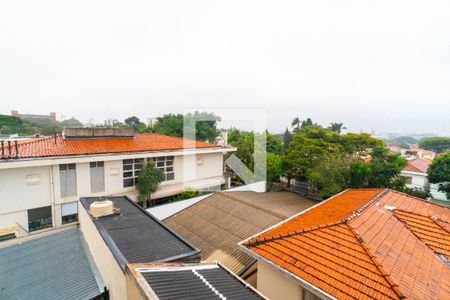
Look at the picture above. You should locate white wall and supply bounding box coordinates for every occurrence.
[401,171,428,191]
[0,166,52,232]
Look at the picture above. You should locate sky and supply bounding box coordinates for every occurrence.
[1,1,449,134]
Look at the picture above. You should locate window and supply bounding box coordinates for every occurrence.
[60,164,77,197]
[123,158,144,187]
[90,161,105,193]
[403,176,413,185]
[28,206,52,232]
[151,156,175,181]
[61,202,78,224]
[123,156,175,187]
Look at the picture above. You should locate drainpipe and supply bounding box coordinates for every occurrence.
[49,165,56,228]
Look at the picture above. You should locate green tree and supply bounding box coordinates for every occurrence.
[291,117,301,129]
[266,153,282,190]
[124,116,142,132]
[153,114,184,137]
[0,115,33,135]
[61,118,83,127]
[283,128,292,149]
[136,162,164,207]
[366,146,407,188]
[329,122,346,134]
[419,137,450,153]
[307,153,353,198]
[428,152,450,199]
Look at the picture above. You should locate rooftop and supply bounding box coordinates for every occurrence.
[403,157,432,173]
[242,189,450,300]
[0,228,104,300]
[0,133,221,160]
[80,196,200,270]
[163,191,317,273]
[128,263,265,300]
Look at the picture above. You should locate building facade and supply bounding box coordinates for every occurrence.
[0,128,234,238]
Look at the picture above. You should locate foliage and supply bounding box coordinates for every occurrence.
[400,187,430,200]
[0,115,32,135]
[394,136,418,146]
[124,116,143,131]
[136,162,164,203]
[284,125,405,198]
[176,187,200,200]
[307,153,353,198]
[419,136,450,153]
[61,118,83,127]
[291,117,301,129]
[266,153,282,187]
[153,111,220,142]
[428,152,450,199]
[283,128,292,149]
[0,114,85,136]
[328,122,346,134]
[365,146,407,188]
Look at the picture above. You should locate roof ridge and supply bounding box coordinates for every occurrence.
[245,221,346,247]
[346,222,405,299]
[389,189,450,209]
[343,188,390,222]
[217,192,286,219]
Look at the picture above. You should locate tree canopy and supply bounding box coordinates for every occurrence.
[136,162,164,205]
[419,136,450,153]
[428,152,450,199]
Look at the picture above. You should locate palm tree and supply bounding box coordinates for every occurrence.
[291,117,301,129]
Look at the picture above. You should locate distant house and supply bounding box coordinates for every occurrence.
[0,127,235,239]
[400,157,431,191]
[240,189,450,300]
[402,147,436,160]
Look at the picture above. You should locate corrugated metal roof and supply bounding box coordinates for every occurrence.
[80,196,200,270]
[164,191,317,273]
[139,264,265,300]
[0,228,102,300]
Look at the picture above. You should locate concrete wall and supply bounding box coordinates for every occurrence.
[0,166,52,233]
[401,171,428,191]
[79,206,126,300]
[257,261,303,300]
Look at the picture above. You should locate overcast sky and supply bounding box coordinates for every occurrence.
[1,1,449,134]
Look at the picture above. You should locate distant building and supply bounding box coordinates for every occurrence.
[240,189,450,300]
[11,110,56,122]
[400,157,431,191]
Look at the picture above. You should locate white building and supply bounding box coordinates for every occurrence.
[400,157,431,191]
[0,127,234,239]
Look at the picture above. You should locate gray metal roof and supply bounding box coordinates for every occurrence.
[80,196,200,270]
[140,264,265,300]
[0,227,103,300]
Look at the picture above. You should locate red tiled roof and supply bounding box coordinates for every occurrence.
[243,189,450,300]
[0,134,219,159]
[403,158,431,173]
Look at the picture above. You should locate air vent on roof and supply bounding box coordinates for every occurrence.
[63,127,134,139]
[90,200,114,218]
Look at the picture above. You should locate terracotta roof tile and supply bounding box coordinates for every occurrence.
[243,189,450,300]
[0,133,219,159]
[403,158,431,173]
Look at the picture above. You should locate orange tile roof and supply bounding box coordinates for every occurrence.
[0,134,220,159]
[403,158,431,173]
[243,189,450,300]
